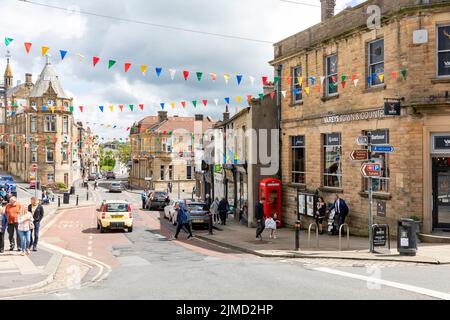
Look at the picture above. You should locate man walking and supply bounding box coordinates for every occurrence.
[330,194,349,227]
[218,198,229,225]
[28,197,44,252]
[255,197,266,240]
[171,202,193,240]
[141,189,148,210]
[5,197,23,251]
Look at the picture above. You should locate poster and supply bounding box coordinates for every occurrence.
[298,194,305,215]
[306,195,315,217]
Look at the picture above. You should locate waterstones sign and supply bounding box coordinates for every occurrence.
[323,110,385,124]
[434,136,450,151]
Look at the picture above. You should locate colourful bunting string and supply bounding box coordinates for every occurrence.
[155,67,162,77]
[210,73,217,81]
[196,72,203,81]
[41,46,49,56]
[99,106,104,112]
[59,50,67,60]
[108,60,116,69]
[93,56,100,67]
[183,70,190,80]
[160,103,165,110]
[169,69,176,80]
[140,65,147,75]
[24,42,32,54]
[129,105,134,111]
[192,100,197,108]
[181,101,186,108]
[202,100,208,107]
[5,37,13,46]
[124,63,131,73]
[236,75,243,85]
[139,104,144,111]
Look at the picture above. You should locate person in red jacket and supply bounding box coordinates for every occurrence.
[5,197,24,251]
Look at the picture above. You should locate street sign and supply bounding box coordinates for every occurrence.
[350,149,369,161]
[31,164,38,172]
[356,135,369,146]
[361,163,382,177]
[372,145,395,153]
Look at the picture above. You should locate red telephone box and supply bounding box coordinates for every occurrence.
[259,178,282,227]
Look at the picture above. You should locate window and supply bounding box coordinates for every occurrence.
[62,116,69,134]
[46,147,54,163]
[323,133,342,188]
[169,165,173,181]
[292,66,303,103]
[44,115,56,132]
[368,39,384,87]
[364,129,390,192]
[47,173,55,184]
[30,116,37,133]
[437,25,450,77]
[160,165,165,180]
[62,145,69,163]
[291,136,306,184]
[325,54,338,96]
[187,165,192,180]
[31,145,37,163]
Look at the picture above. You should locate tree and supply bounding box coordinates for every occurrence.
[99,148,116,171]
[118,142,131,165]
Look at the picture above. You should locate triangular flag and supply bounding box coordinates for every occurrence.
[24,42,32,54]
[140,65,147,75]
[351,74,357,81]
[297,77,303,86]
[236,75,243,85]
[367,76,372,86]
[5,37,13,46]
[274,76,279,86]
[69,106,74,113]
[247,95,252,103]
[119,105,123,111]
[214,99,219,106]
[391,71,398,79]
[160,103,165,110]
[99,106,104,112]
[262,76,268,85]
[341,75,347,82]
[183,70,189,80]
[341,81,346,89]
[281,91,287,98]
[171,102,175,109]
[41,46,49,56]
[353,79,359,87]
[259,93,264,101]
[108,60,116,69]
[169,69,176,80]
[210,73,217,81]
[309,76,315,85]
[77,53,84,62]
[124,63,132,73]
[236,96,241,103]
[60,50,67,60]
[379,74,384,82]
[192,100,197,108]
[129,105,134,111]
[181,101,186,108]
[155,67,162,77]
[202,100,208,107]
[196,72,203,81]
[249,76,255,86]
[401,69,407,79]
[317,84,322,94]
[225,97,230,104]
[50,106,55,113]
[224,74,230,84]
[109,105,114,112]
[79,106,84,112]
[305,87,310,95]
[42,106,47,111]
[270,92,275,99]
[93,56,100,67]
[139,104,144,111]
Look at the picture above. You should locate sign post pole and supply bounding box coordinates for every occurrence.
[367,132,374,253]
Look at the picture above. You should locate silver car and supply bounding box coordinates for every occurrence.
[109,182,123,193]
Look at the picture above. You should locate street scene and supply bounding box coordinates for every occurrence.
[0,0,450,306]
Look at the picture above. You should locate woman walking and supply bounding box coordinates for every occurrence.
[17,206,34,256]
[315,197,327,235]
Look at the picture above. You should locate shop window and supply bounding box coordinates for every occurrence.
[437,25,450,77]
[187,165,192,180]
[368,39,384,87]
[325,54,338,96]
[160,165,165,181]
[363,129,390,192]
[323,133,342,188]
[292,66,303,104]
[46,147,54,163]
[291,136,306,184]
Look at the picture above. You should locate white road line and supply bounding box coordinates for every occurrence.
[314,267,450,300]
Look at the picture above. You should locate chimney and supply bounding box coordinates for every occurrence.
[321,0,336,22]
[223,105,230,122]
[263,82,275,95]
[25,73,32,84]
[195,114,204,121]
[158,111,168,123]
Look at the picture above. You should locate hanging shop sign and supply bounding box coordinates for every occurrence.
[323,109,385,124]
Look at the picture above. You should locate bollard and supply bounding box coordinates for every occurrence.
[76,195,79,206]
[86,191,89,201]
[58,196,61,208]
[295,220,301,251]
[208,213,213,235]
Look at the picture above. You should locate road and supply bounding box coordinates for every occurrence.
[11,179,450,300]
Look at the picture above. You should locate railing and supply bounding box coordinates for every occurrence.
[307,222,319,248]
[339,224,350,251]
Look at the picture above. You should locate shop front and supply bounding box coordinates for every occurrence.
[431,134,450,230]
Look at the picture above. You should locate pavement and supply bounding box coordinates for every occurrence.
[196,219,450,265]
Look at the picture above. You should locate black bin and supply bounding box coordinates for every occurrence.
[397,218,417,256]
[70,186,75,195]
[63,192,70,204]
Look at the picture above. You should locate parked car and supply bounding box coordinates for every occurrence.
[186,201,210,229]
[88,173,98,181]
[105,171,116,180]
[164,199,183,225]
[97,200,133,233]
[146,191,170,210]
[0,176,17,196]
[109,182,123,193]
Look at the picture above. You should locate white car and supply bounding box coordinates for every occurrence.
[164,199,183,225]
[97,200,133,233]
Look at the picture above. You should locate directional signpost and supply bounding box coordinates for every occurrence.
[356,135,369,146]
[361,163,382,177]
[372,145,395,153]
[350,149,369,161]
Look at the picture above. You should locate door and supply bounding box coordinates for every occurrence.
[433,158,450,229]
[64,173,69,187]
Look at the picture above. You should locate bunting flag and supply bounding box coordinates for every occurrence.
[99,106,104,112]
[305,87,310,95]
[42,106,47,111]
[5,37,13,46]
[109,105,114,112]
[341,75,347,83]
[270,92,275,100]
[93,56,100,67]
[129,104,134,111]
[119,105,123,111]
[139,104,144,111]
[353,78,359,87]
[24,42,32,54]
[236,75,243,86]
[69,106,74,113]
[196,72,203,81]
[140,65,147,75]
[401,69,407,79]
[274,76,279,86]
[341,81,346,88]
[391,71,398,79]
[379,74,384,82]
[77,53,85,62]
[281,91,287,98]
[183,70,190,80]
[259,93,264,101]
[224,74,230,84]
[262,76,268,85]
[160,103,165,110]
[60,50,67,60]
[210,73,217,81]
[247,95,252,103]
[202,100,208,107]
[155,67,162,77]
[124,63,132,73]
[285,76,291,86]
[79,106,84,112]
[225,97,230,104]
[366,76,372,86]
[181,101,186,108]
[108,60,116,69]
[192,100,197,108]
[236,96,241,103]
[317,84,322,94]
[41,46,49,56]
[214,99,219,107]
[249,76,255,87]
[50,106,55,113]
[171,102,175,109]
[309,76,315,85]
[169,69,176,80]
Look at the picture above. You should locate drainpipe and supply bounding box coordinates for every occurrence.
[276,64,282,180]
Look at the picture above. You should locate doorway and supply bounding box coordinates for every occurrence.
[432,157,450,230]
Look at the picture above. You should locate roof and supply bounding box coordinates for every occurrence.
[4,61,12,78]
[7,82,34,99]
[29,57,69,99]
[133,115,215,134]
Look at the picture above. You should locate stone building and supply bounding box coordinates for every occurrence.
[270,0,450,236]
[130,111,214,195]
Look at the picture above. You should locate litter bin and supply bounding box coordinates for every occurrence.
[397,218,417,256]
[70,186,75,195]
[63,192,70,204]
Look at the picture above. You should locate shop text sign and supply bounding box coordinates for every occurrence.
[323,110,385,124]
[434,136,450,151]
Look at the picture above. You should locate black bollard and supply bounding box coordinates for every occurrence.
[208,213,213,235]
[58,196,61,208]
[76,195,79,206]
[86,191,89,201]
[295,220,301,251]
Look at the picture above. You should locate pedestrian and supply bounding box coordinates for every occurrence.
[315,197,327,235]
[167,182,172,194]
[94,180,98,190]
[28,197,44,252]
[5,197,23,251]
[17,205,33,256]
[265,213,279,239]
[210,197,220,225]
[255,197,266,240]
[0,201,7,253]
[0,187,6,202]
[141,189,147,210]
[170,202,193,240]
[218,198,229,225]
[205,194,211,210]
[329,194,349,228]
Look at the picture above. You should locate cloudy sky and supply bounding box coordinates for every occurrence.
[0,0,364,141]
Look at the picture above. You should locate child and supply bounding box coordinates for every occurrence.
[265,213,279,239]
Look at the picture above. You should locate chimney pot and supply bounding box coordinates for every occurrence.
[321,0,336,22]
[158,111,168,123]
[25,73,32,84]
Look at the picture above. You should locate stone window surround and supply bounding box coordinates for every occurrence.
[291,65,303,105]
[367,38,385,88]
[437,24,450,78]
[325,53,338,97]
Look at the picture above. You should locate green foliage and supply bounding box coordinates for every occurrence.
[56,182,68,190]
[118,142,131,165]
[409,215,421,222]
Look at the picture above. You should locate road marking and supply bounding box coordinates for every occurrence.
[314,267,450,300]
